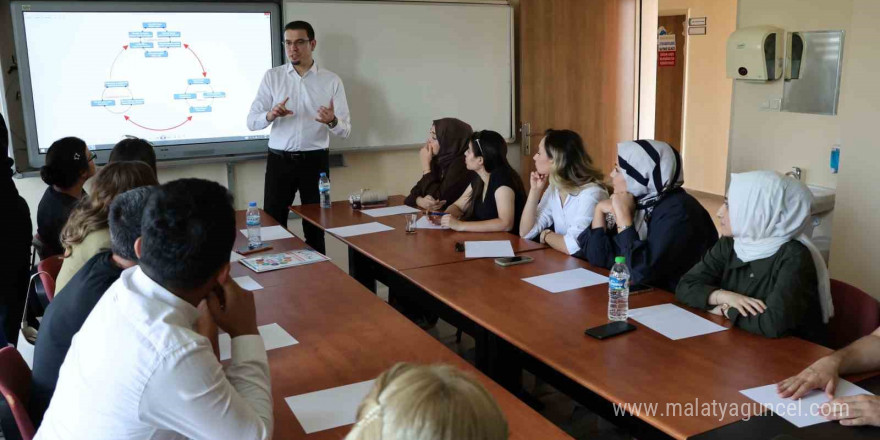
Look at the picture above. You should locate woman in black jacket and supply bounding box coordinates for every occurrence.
[579,139,717,292]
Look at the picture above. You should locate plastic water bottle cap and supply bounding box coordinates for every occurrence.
[320,172,327,177]
[248,201,257,207]
[615,256,626,264]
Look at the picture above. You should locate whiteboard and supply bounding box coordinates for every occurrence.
[283,0,514,150]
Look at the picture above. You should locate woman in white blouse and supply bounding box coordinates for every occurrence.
[520,129,608,254]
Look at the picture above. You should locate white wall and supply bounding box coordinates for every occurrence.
[828,0,880,300]
[728,0,852,189]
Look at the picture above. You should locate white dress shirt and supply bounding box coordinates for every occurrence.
[247,62,351,151]
[35,267,273,440]
[524,183,608,255]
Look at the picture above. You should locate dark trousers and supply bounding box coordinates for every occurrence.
[264,148,329,255]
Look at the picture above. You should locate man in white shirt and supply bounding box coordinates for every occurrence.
[247,20,351,255]
[36,179,273,440]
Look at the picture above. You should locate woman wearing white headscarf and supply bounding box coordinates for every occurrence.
[676,171,831,342]
[580,140,718,292]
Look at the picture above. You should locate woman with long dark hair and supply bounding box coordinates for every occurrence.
[439,130,526,233]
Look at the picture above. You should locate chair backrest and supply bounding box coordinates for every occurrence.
[827,279,880,349]
[37,256,64,302]
[0,346,35,440]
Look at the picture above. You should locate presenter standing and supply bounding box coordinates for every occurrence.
[247,21,351,254]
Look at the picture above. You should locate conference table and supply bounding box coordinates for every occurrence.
[292,198,880,439]
[230,211,570,439]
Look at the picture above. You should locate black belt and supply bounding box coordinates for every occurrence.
[268,148,327,160]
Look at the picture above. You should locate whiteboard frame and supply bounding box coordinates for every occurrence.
[283,0,517,147]
[11,1,283,169]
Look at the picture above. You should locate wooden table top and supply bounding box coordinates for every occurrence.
[291,197,546,271]
[400,249,835,439]
[233,211,571,439]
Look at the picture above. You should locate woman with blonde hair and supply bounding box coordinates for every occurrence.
[346,363,508,440]
[520,129,608,255]
[54,161,158,293]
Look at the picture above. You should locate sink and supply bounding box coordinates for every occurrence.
[808,185,835,215]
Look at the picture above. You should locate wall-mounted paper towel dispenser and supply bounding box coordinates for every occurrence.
[726,25,784,81]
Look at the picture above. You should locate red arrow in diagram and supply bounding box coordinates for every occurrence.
[184,44,207,77]
[124,115,193,131]
[123,45,128,50]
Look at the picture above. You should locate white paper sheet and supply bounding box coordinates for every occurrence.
[361,205,419,217]
[522,268,609,293]
[415,215,447,229]
[740,380,875,428]
[218,323,298,361]
[233,276,263,291]
[230,252,245,262]
[238,225,295,241]
[285,380,376,434]
[628,303,728,340]
[464,240,514,258]
[326,222,394,238]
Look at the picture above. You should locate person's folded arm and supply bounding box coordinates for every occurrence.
[616,207,697,286]
[521,188,552,238]
[675,239,728,310]
[139,337,273,440]
[247,71,274,132]
[724,244,817,338]
[455,186,515,232]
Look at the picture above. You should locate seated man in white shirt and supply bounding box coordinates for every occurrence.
[36,178,273,440]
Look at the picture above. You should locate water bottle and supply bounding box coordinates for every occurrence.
[608,256,630,321]
[246,202,262,249]
[319,172,331,208]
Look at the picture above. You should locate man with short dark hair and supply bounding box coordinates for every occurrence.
[109,137,157,175]
[35,179,272,440]
[30,186,152,427]
[247,20,351,254]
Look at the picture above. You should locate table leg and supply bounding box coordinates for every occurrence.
[348,248,377,293]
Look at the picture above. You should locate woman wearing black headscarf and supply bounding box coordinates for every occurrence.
[404,118,474,211]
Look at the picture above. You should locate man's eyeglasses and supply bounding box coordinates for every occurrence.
[284,39,312,49]
[87,151,97,162]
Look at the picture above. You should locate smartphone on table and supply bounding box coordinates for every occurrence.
[584,321,636,340]
[494,256,534,267]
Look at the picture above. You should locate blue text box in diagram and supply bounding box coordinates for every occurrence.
[142,22,166,28]
[130,42,154,49]
[187,78,210,85]
[158,41,181,48]
[128,31,153,38]
[104,81,129,88]
[144,51,168,58]
[203,92,226,98]
[91,100,116,107]
[120,99,145,105]
[189,105,212,113]
[157,31,181,38]
[174,93,197,100]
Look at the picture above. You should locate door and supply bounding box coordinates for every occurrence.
[654,15,686,150]
[519,0,638,185]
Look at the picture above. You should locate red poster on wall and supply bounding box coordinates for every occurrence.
[658,51,676,67]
